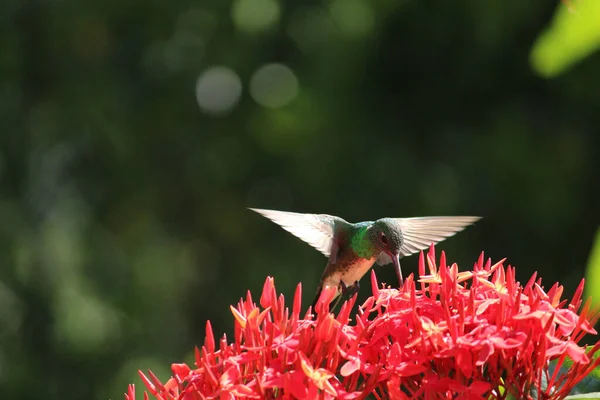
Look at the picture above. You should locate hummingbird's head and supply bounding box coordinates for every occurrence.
[369,218,403,257]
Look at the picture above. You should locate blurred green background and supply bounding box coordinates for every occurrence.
[1,0,599,399]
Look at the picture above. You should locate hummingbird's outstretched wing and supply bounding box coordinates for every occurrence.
[376,216,481,265]
[249,208,345,258]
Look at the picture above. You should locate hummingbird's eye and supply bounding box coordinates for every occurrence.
[380,233,387,244]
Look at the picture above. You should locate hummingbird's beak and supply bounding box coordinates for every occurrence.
[391,253,403,288]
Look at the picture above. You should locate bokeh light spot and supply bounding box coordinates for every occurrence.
[288,7,336,52]
[195,67,242,115]
[53,288,120,354]
[250,63,299,108]
[329,0,374,37]
[232,0,280,34]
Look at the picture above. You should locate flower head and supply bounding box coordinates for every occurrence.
[127,246,600,399]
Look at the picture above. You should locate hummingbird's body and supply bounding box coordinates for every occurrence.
[249,208,481,311]
[319,222,377,292]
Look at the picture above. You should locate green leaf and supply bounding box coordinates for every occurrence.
[530,1,600,77]
[564,394,600,399]
[547,346,600,395]
[570,370,600,395]
[585,228,600,310]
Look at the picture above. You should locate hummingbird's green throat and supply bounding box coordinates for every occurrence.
[249,208,481,311]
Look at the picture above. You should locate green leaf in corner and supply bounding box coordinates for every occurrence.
[564,394,600,399]
[530,1,600,77]
[585,227,600,311]
[548,346,600,395]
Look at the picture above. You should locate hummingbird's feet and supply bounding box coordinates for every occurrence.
[339,280,360,298]
[329,281,360,312]
[348,280,360,296]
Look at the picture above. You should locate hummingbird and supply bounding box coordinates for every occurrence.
[249,208,481,312]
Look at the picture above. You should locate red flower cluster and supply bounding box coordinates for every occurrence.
[126,246,600,399]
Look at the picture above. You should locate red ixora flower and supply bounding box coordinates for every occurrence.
[126,245,600,400]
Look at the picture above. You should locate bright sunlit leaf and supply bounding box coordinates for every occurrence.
[585,228,600,310]
[530,0,600,77]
